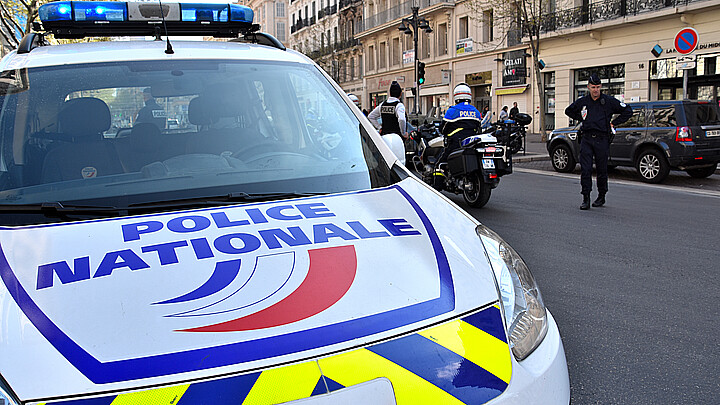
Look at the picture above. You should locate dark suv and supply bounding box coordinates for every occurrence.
[547,100,720,183]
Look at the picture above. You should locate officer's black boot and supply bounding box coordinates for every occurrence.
[580,194,591,210]
[592,193,606,207]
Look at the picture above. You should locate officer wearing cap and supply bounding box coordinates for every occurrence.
[565,74,632,210]
[368,81,407,138]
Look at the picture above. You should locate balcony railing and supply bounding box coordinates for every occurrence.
[536,0,707,33]
[307,39,361,60]
[363,0,453,32]
[339,0,362,11]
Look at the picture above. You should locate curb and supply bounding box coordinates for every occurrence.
[513,154,550,162]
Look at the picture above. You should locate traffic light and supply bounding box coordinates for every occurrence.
[417,61,426,85]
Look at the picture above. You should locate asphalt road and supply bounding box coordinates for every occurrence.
[447,169,720,404]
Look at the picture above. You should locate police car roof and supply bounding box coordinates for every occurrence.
[1,39,310,70]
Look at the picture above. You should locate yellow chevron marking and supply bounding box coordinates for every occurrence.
[110,383,189,405]
[418,319,512,383]
[318,348,464,405]
[243,360,321,405]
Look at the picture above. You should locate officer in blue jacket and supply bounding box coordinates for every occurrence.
[565,74,632,210]
[433,83,482,190]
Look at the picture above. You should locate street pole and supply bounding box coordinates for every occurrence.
[412,6,419,115]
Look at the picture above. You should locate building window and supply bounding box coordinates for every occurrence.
[483,9,493,42]
[379,41,387,69]
[276,2,285,17]
[392,37,400,66]
[421,31,430,59]
[341,60,347,82]
[459,16,469,40]
[544,72,556,131]
[437,23,447,56]
[350,57,355,79]
[574,64,625,101]
[368,45,375,71]
[276,22,286,42]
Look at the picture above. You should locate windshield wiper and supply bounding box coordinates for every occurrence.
[0,202,123,217]
[125,192,324,211]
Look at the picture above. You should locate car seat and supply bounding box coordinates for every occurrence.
[41,97,124,183]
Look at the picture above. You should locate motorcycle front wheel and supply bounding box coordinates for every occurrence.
[462,172,492,208]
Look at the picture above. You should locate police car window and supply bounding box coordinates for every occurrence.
[0,60,395,210]
[651,105,676,127]
[616,106,645,128]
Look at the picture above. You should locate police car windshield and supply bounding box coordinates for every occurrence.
[0,60,395,215]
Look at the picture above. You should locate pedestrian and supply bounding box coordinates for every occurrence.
[368,81,407,138]
[509,102,519,118]
[499,105,509,120]
[135,87,166,129]
[564,74,632,210]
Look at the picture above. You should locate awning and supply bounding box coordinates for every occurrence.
[495,85,528,95]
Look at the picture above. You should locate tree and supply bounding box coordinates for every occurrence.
[467,0,549,141]
[0,0,48,51]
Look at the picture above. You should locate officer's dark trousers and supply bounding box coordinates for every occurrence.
[579,134,609,195]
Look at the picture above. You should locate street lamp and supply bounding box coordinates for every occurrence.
[399,6,432,114]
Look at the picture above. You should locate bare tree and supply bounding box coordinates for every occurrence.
[467,0,549,141]
[0,0,48,51]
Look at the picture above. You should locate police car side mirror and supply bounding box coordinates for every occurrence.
[381,133,406,166]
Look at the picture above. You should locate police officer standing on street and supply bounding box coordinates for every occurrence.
[565,74,632,210]
[368,81,407,138]
[135,87,167,130]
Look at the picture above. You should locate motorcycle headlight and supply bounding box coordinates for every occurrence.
[476,224,548,360]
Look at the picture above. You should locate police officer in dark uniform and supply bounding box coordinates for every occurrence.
[135,87,167,130]
[565,74,633,210]
[432,83,482,190]
[368,81,406,138]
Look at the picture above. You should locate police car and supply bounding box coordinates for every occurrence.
[0,2,569,404]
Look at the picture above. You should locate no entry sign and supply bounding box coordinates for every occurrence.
[674,28,699,55]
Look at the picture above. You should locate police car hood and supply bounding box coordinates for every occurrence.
[0,178,501,401]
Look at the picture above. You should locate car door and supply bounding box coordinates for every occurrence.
[610,103,646,165]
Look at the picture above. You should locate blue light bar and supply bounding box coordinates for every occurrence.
[38,1,256,38]
[229,4,253,23]
[74,1,127,22]
[38,1,72,22]
[180,3,228,22]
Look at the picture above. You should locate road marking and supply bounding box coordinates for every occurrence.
[514,167,720,198]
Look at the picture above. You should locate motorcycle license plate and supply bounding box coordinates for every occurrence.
[482,159,495,169]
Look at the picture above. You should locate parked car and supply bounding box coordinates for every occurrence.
[547,100,720,183]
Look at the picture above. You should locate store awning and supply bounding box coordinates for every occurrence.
[495,85,529,95]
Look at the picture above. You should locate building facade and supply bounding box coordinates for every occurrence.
[244,0,290,44]
[537,0,720,131]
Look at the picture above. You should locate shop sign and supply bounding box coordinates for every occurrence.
[465,71,492,86]
[402,49,414,65]
[456,38,473,55]
[666,41,720,54]
[379,76,405,88]
[502,50,527,87]
[441,70,451,85]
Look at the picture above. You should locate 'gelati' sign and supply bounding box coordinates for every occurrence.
[502,50,527,86]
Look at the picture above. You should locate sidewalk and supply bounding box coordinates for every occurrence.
[512,132,550,162]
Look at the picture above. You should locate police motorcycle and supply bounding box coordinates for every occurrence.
[413,105,512,208]
[492,113,533,155]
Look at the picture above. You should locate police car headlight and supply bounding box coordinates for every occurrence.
[0,378,19,405]
[476,224,548,361]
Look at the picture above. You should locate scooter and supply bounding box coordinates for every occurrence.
[492,113,533,155]
[411,114,512,208]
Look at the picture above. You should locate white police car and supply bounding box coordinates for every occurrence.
[0,2,569,404]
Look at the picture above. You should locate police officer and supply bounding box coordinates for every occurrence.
[135,87,166,129]
[433,83,482,190]
[368,81,407,138]
[565,74,632,210]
